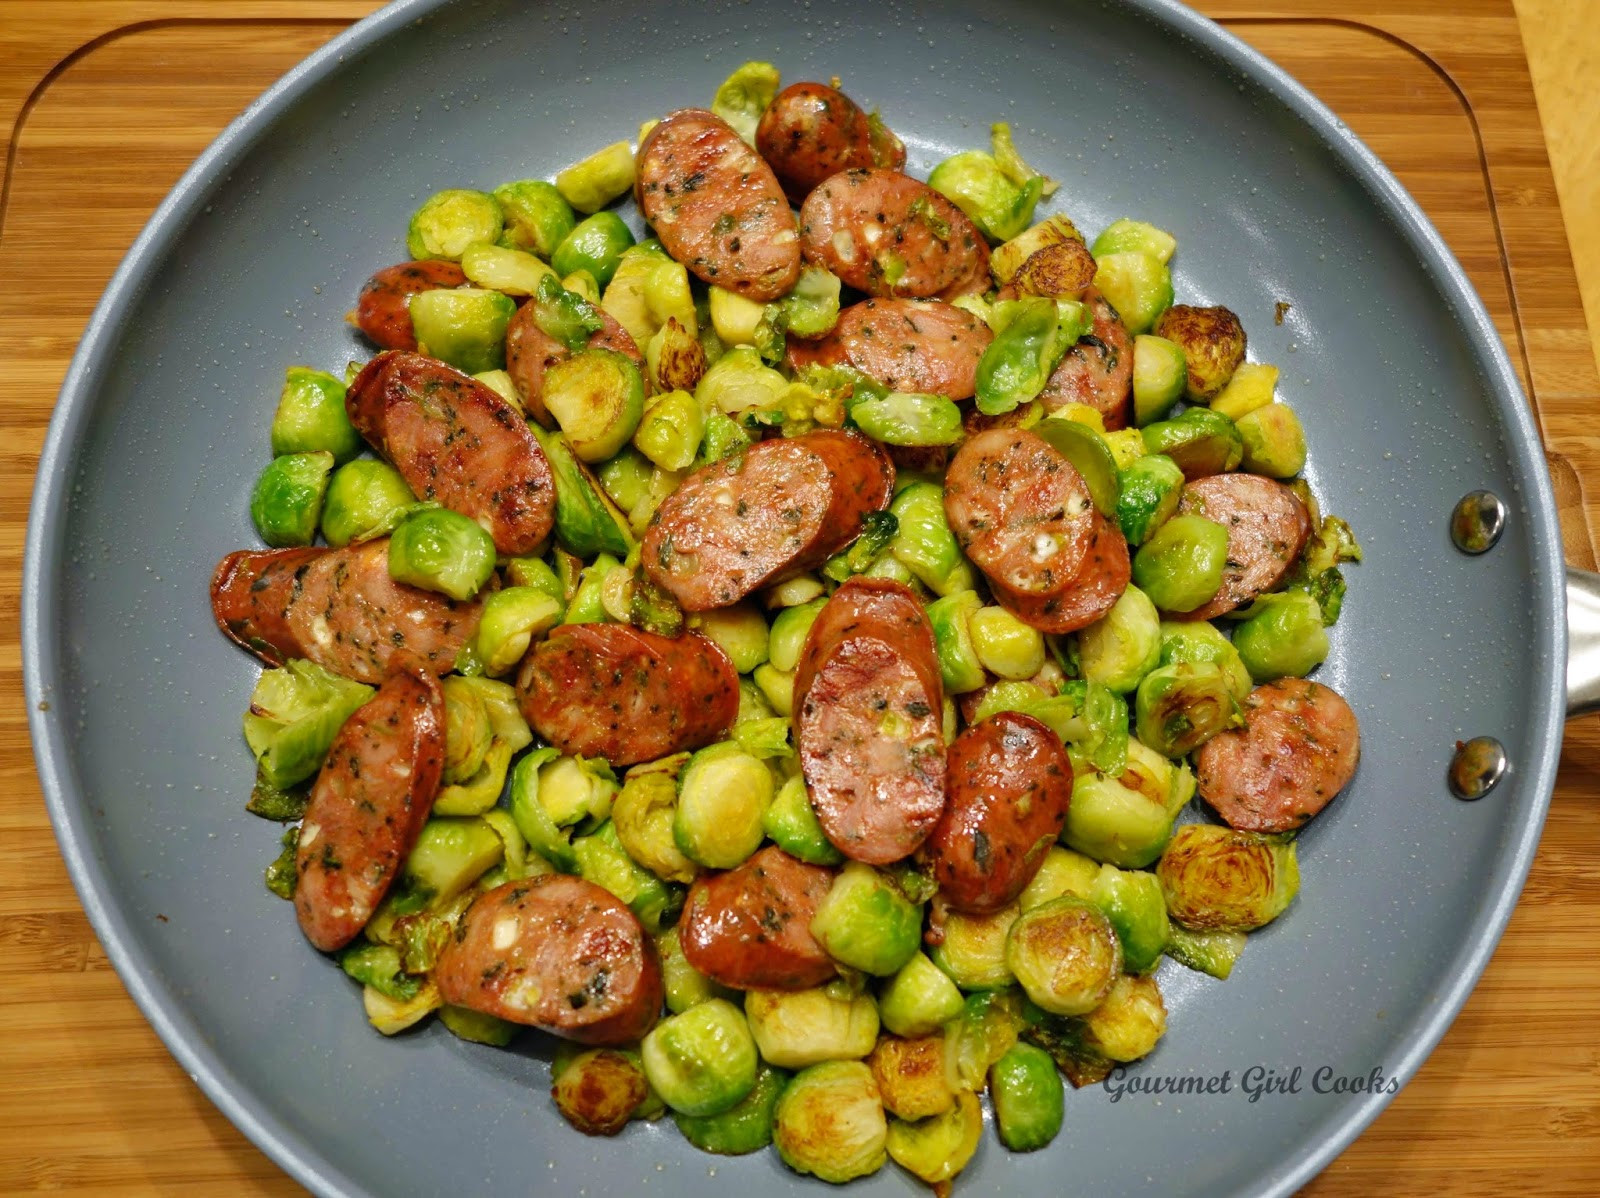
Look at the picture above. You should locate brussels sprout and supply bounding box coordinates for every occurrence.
[708,285,767,348]
[1135,660,1241,757]
[765,597,825,675]
[675,1062,788,1154]
[460,242,558,297]
[850,391,963,447]
[810,863,922,977]
[1062,739,1187,868]
[889,481,977,596]
[657,924,733,1014]
[271,365,361,463]
[674,742,772,868]
[472,587,563,676]
[642,998,759,1117]
[562,269,602,304]
[869,1034,956,1121]
[990,121,1058,197]
[968,605,1047,680]
[409,287,516,374]
[1092,252,1173,336]
[752,663,795,717]
[490,179,576,260]
[1236,402,1307,478]
[1006,897,1121,1016]
[928,149,1044,241]
[774,266,843,340]
[975,679,1130,778]
[595,446,654,514]
[1152,304,1248,401]
[250,452,333,548]
[1018,846,1100,910]
[551,1046,650,1136]
[611,759,699,885]
[361,979,443,1036]
[563,552,624,625]
[1288,513,1362,625]
[386,507,496,600]
[339,942,419,1002]
[989,1042,1064,1151]
[602,243,697,348]
[551,210,635,289]
[1089,865,1170,974]
[695,345,787,416]
[1158,620,1252,703]
[1158,823,1300,931]
[644,318,708,397]
[745,986,878,1069]
[248,770,309,822]
[482,805,542,881]
[471,370,523,412]
[931,904,1019,991]
[555,140,635,215]
[738,676,778,723]
[441,676,492,784]
[941,988,1025,1092]
[1208,360,1278,422]
[1076,585,1161,693]
[763,773,844,866]
[403,816,505,903]
[821,509,899,584]
[508,748,578,870]
[733,716,792,760]
[765,575,827,613]
[242,659,374,789]
[973,297,1088,416]
[439,1004,518,1047]
[925,591,986,695]
[1082,973,1167,1062]
[1141,407,1244,479]
[683,603,768,676]
[1006,238,1097,301]
[1032,414,1121,517]
[885,1089,982,1187]
[1091,218,1177,265]
[573,819,683,934]
[535,428,633,560]
[1232,591,1329,682]
[712,60,781,144]
[407,188,503,261]
[1165,924,1247,979]
[1115,452,1185,546]
[1131,333,1187,427]
[991,214,1084,285]
[319,460,416,547]
[1131,513,1230,613]
[877,952,967,1038]
[773,1060,888,1183]
[543,348,647,464]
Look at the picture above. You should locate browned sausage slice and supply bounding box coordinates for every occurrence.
[515,624,738,767]
[989,511,1132,635]
[678,846,837,990]
[756,82,906,204]
[504,299,643,429]
[210,540,484,683]
[294,660,444,952]
[1176,473,1313,620]
[636,109,800,302]
[786,299,992,400]
[435,875,663,1045]
[346,350,556,556]
[799,169,988,299]
[1036,288,1134,431]
[1196,678,1360,833]
[794,578,946,865]
[353,260,467,352]
[640,430,893,611]
[924,712,1074,914]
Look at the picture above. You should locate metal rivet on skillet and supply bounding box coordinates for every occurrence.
[1448,736,1507,800]
[1450,489,1505,554]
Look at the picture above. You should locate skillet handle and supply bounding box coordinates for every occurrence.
[1568,569,1600,717]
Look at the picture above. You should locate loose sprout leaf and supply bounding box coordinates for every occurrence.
[247,770,309,822]
[533,274,606,352]
[711,61,780,145]
[991,121,1059,197]
[264,826,300,900]
[1019,1006,1114,1089]
[340,943,422,1003]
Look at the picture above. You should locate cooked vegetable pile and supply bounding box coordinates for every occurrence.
[211,61,1364,1189]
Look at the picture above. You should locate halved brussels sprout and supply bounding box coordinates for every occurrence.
[674,1063,789,1154]
[320,459,416,548]
[535,428,634,560]
[250,452,333,548]
[471,369,523,410]
[1231,591,1330,682]
[711,60,781,144]
[1152,304,1247,401]
[1089,864,1170,974]
[969,605,1047,680]
[403,816,505,904]
[508,748,578,871]
[885,1090,982,1187]
[1141,407,1244,479]
[1164,925,1247,980]
[1157,620,1253,703]
[1131,333,1187,427]
[407,188,503,261]
[1005,897,1121,1016]
[1237,402,1307,478]
[877,952,966,1038]
[767,596,826,675]
[543,348,647,464]
[1115,452,1184,546]
[869,1034,955,1121]
[852,392,964,447]
[925,590,986,695]
[551,1045,650,1136]
[613,757,699,885]
[694,410,754,470]
[975,679,1130,778]
[439,1004,517,1047]
[493,179,576,260]
[1081,973,1167,1063]
[1134,660,1242,757]
[991,214,1084,286]
[1091,218,1177,265]
[811,863,922,977]
[603,243,697,349]
[773,1060,888,1184]
[387,507,497,600]
[1209,360,1279,422]
[695,345,787,416]
[362,979,443,1036]
[572,819,683,934]
[928,149,1044,241]
[271,365,361,463]
[596,446,654,514]
[674,742,772,868]
[941,988,1025,1093]
[242,659,374,789]
[441,676,493,784]
[339,942,419,1003]
[642,998,759,1117]
[745,986,879,1069]
[471,587,563,676]
[775,266,843,339]
[657,924,733,1014]
[763,773,844,866]
[708,285,766,347]
[989,1041,1064,1151]
[752,663,795,717]
[1092,251,1172,336]
[1131,513,1230,613]
[1076,584,1162,693]
[1017,846,1100,910]
[972,297,1086,416]
[1061,738,1188,868]
[556,141,635,214]
[645,322,709,399]
[1032,414,1121,517]
[551,210,635,289]
[890,481,977,596]
[460,242,558,296]
[409,287,517,374]
[689,602,769,675]
[1158,823,1299,931]
[931,904,1019,991]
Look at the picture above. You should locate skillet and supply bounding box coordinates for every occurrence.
[21,0,1591,1194]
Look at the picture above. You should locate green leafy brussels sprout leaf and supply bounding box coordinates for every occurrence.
[271,366,361,463]
[1115,452,1184,546]
[889,481,977,596]
[990,122,1058,197]
[732,716,793,760]
[1032,414,1121,516]
[1286,514,1362,625]
[433,739,514,816]
[507,747,576,870]
[773,1060,888,1184]
[1091,218,1178,265]
[1164,924,1247,980]
[821,509,899,583]
[596,446,655,513]
[250,451,334,548]
[492,179,576,260]
[695,345,788,416]
[339,942,420,1003]
[711,60,781,144]
[264,826,299,900]
[1157,619,1252,703]
[246,769,308,822]
[1092,251,1173,336]
[440,675,493,784]
[242,659,375,789]
[973,297,1089,416]
[402,816,506,905]
[407,188,504,261]
[695,410,754,468]
[978,679,1129,778]
[927,149,1045,242]
[1018,1002,1114,1089]
[1157,823,1300,931]
[851,392,963,447]
[641,998,759,1117]
[533,274,605,352]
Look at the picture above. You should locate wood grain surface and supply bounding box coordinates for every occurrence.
[3,1,1598,1193]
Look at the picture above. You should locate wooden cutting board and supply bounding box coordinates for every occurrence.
[3,0,1597,1192]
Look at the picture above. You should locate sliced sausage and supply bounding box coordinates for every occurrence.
[923,712,1074,914]
[784,299,992,400]
[678,846,837,990]
[435,875,663,1045]
[504,299,643,429]
[1196,678,1360,833]
[294,660,444,952]
[640,430,893,611]
[989,512,1131,635]
[794,578,946,865]
[799,169,988,300]
[636,108,800,302]
[1036,288,1134,430]
[346,350,556,556]
[1175,473,1313,620]
[210,540,484,684]
[515,624,738,767]
[353,260,467,352]
[755,82,905,204]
